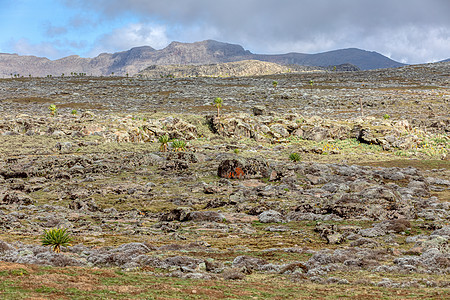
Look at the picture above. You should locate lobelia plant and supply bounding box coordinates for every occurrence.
[158,134,170,152]
[41,228,72,253]
[48,104,57,116]
[171,139,187,152]
[213,97,223,117]
[289,152,301,162]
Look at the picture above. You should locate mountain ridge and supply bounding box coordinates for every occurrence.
[0,39,405,77]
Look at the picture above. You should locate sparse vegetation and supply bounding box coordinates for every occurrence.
[0,61,449,300]
[272,80,278,88]
[383,113,390,119]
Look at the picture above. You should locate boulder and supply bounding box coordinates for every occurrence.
[303,127,329,141]
[270,124,289,138]
[0,191,34,205]
[188,211,225,222]
[258,210,284,223]
[217,157,270,179]
[252,105,267,116]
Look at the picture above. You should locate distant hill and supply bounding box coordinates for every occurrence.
[138,60,295,78]
[0,40,404,77]
[253,48,404,70]
[138,60,361,78]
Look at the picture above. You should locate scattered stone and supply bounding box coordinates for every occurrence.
[258,210,285,223]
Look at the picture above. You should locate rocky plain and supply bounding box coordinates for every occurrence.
[0,61,449,299]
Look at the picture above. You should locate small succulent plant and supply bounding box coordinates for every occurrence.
[41,228,72,253]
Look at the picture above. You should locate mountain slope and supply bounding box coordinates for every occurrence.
[0,40,404,77]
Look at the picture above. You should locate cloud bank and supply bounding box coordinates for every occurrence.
[9,0,450,63]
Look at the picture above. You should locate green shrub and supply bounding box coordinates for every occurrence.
[71,109,77,115]
[383,114,390,119]
[41,228,72,253]
[272,80,278,88]
[289,152,301,162]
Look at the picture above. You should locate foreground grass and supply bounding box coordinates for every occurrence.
[0,262,448,299]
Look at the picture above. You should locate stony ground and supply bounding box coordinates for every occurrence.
[0,62,448,299]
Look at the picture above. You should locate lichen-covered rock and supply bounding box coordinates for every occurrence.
[160,207,193,222]
[270,124,289,138]
[0,191,34,205]
[258,210,284,223]
[321,185,414,220]
[217,156,270,179]
[188,211,225,222]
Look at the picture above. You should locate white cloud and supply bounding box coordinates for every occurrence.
[9,38,69,59]
[357,25,450,64]
[90,23,170,55]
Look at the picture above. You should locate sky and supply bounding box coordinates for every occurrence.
[0,0,449,64]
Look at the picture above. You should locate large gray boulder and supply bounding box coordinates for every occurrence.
[258,210,285,223]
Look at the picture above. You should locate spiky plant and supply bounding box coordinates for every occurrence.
[48,104,57,116]
[272,80,278,88]
[158,134,170,152]
[171,139,187,152]
[289,152,301,162]
[41,228,72,253]
[213,97,223,117]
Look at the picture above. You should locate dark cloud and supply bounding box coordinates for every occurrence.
[62,0,450,63]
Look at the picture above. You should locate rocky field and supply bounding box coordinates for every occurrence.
[0,62,448,299]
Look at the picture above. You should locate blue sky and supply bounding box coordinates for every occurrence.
[1,0,449,63]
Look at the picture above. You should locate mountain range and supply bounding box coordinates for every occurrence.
[0,39,407,77]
